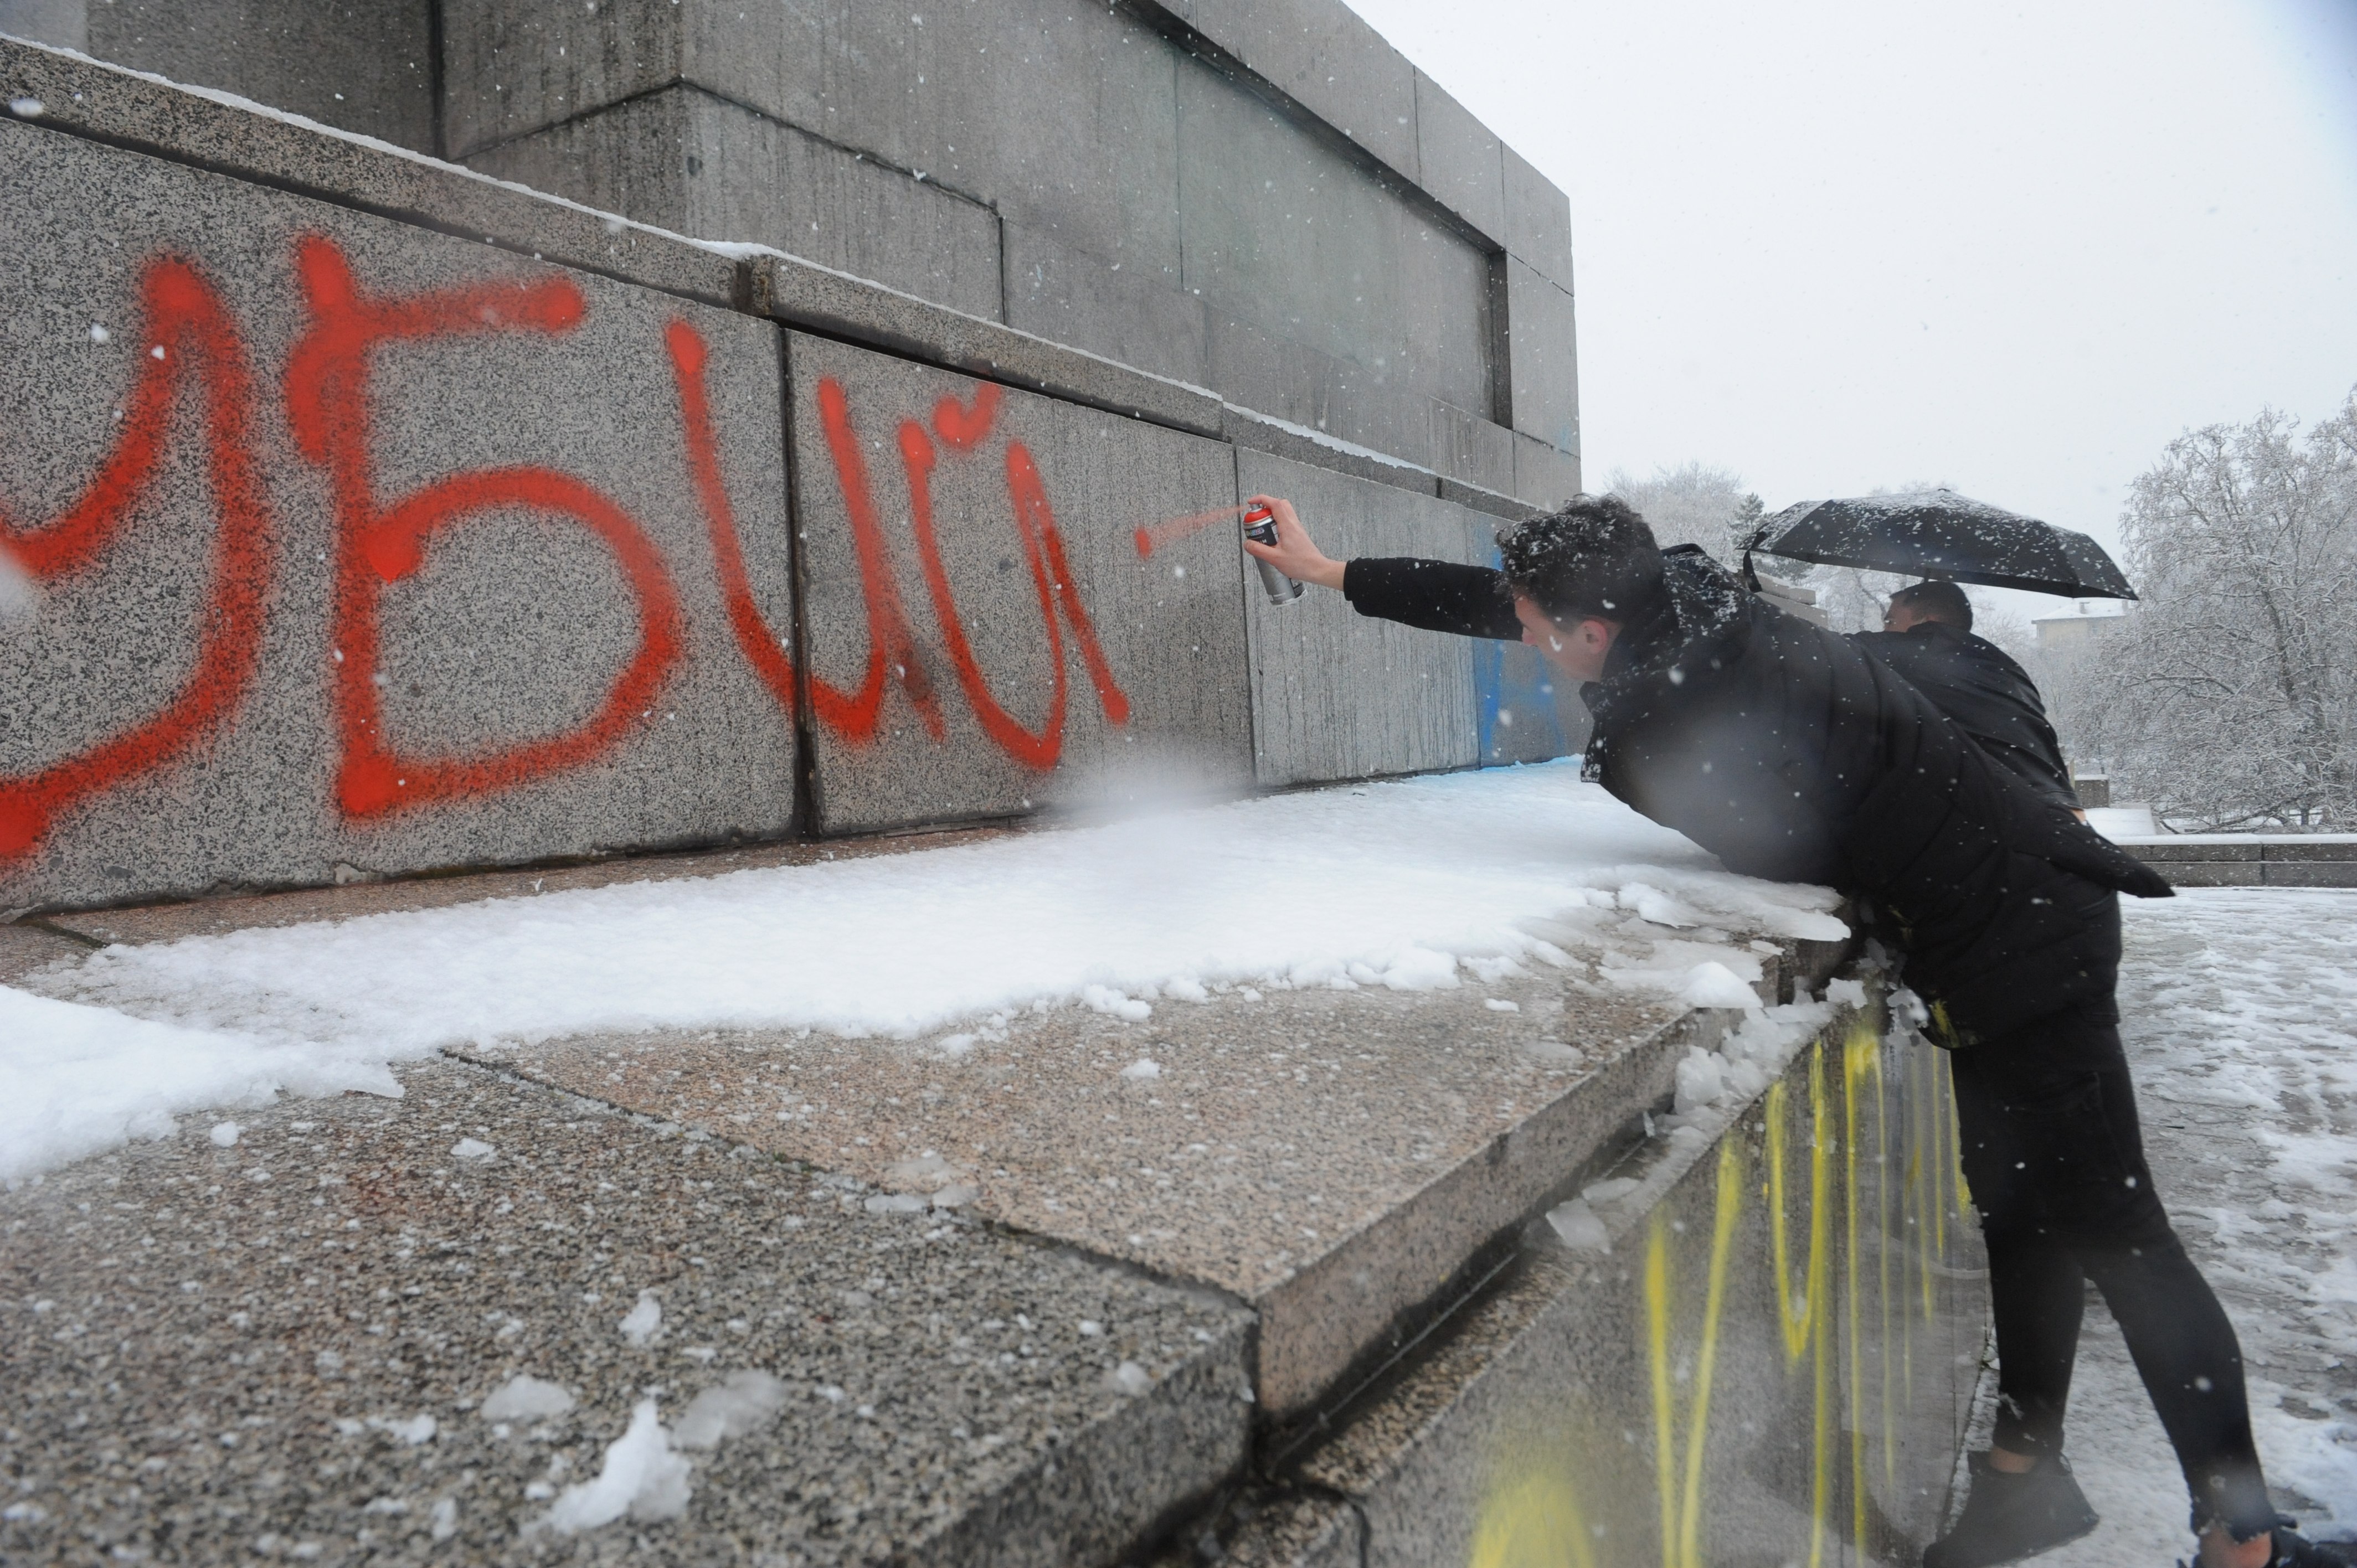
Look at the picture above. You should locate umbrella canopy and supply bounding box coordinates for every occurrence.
[1746,488,2137,599]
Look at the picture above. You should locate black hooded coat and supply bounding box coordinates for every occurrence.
[1342,546,2171,1041]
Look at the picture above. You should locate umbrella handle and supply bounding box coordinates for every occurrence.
[1741,547,1762,593]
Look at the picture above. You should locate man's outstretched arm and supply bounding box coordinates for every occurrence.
[1242,494,1522,640]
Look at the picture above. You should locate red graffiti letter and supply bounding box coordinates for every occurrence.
[286,236,683,818]
[664,324,940,745]
[0,258,274,858]
[898,385,1129,768]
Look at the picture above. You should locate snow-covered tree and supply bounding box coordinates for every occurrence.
[2060,393,2357,828]
[1605,462,1761,565]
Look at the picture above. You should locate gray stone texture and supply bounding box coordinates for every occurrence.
[1294,1018,1989,1568]
[471,86,1007,322]
[441,0,1536,478]
[1238,452,1485,787]
[0,36,743,308]
[11,0,443,152]
[747,255,1223,439]
[2117,836,2357,888]
[1177,0,1422,182]
[786,332,1252,834]
[1412,70,1505,241]
[0,0,84,49]
[1179,63,1495,432]
[469,952,1705,1424]
[0,119,796,911]
[1003,221,1208,390]
[1512,431,1583,510]
[0,1056,1254,1565]
[1501,143,1574,288]
[1506,255,1581,452]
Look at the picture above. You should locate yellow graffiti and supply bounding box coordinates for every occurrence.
[1768,1042,1836,1567]
[1642,1141,1746,1568]
[1466,1464,1597,1568]
[1841,1022,1876,1552]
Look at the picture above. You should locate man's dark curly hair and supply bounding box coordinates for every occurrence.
[1495,493,1663,622]
[1888,578,1973,631]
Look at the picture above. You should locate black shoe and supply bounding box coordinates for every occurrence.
[2174,1517,2357,1567]
[1923,1451,2100,1568]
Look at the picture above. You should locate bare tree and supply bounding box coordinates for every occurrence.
[2062,393,2357,828]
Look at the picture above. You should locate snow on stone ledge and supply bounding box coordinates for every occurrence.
[4,764,1843,1183]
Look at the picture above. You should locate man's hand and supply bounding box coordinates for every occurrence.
[1242,495,1347,592]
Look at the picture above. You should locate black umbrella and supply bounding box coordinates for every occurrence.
[1744,488,2138,599]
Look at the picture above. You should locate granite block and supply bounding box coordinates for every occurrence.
[83,0,439,153]
[1512,431,1583,512]
[1003,221,1209,389]
[1218,403,1434,499]
[448,0,1185,279]
[0,118,795,911]
[1180,0,1421,182]
[1177,63,1494,437]
[1206,313,1440,475]
[1436,474,1537,524]
[2262,861,2357,888]
[2157,862,2265,888]
[0,35,742,307]
[2124,840,2261,861]
[748,255,1223,439]
[2261,836,2357,861]
[469,961,1700,1425]
[0,0,81,48]
[1474,639,1574,768]
[1237,452,1484,787]
[1412,70,1505,243]
[785,332,1251,834]
[0,1057,1254,1565]
[1505,255,1581,452]
[1501,143,1574,289]
[1426,397,1517,497]
[472,86,1007,322]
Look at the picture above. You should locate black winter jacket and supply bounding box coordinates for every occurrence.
[1342,548,2170,1041]
[1849,624,2078,808]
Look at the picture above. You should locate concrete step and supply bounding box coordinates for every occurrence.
[0,1055,1252,1566]
[3,854,1958,1565]
[1167,1004,1991,1568]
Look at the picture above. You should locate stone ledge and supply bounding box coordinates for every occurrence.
[0,34,739,307]
[0,1057,1253,1566]
[2117,835,2357,888]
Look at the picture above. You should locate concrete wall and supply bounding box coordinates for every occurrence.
[0,114,797,910]
[787,332,1254,833]
[1241,452,1485,787]
[0,0,439,151]
[446,0,1579,504]
[1,37,1571,912]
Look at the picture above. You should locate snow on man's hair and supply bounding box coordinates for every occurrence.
[1496,494,1664,622]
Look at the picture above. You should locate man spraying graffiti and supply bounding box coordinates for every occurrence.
[1242,492,2349,1568]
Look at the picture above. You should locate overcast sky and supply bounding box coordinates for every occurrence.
[1350,0,2357,568]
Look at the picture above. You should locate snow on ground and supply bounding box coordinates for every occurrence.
[2040,888,2357,1561]
[0,762,1843,1184]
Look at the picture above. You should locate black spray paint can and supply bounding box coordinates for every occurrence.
[1242,504,1306,606]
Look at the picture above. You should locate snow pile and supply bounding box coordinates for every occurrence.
[673,1371,788,1450]
[532,1400,692,1534]
[0,985,399,1185]
[5,765,1842,1181]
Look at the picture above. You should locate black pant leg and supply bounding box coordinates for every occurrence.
[1952,1007,2276,1538]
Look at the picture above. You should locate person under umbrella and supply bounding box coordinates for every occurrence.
[1852,578,2085,816]
[1242,491,2346,1568]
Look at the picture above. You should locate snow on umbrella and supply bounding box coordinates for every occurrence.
[1744,488,2138,599]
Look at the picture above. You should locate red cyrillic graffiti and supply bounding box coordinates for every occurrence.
[286,236,684,818]
[0,257,274,858]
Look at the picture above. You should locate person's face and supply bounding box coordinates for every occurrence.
[1514,595,1618,682]
[1882,598,1929,634]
